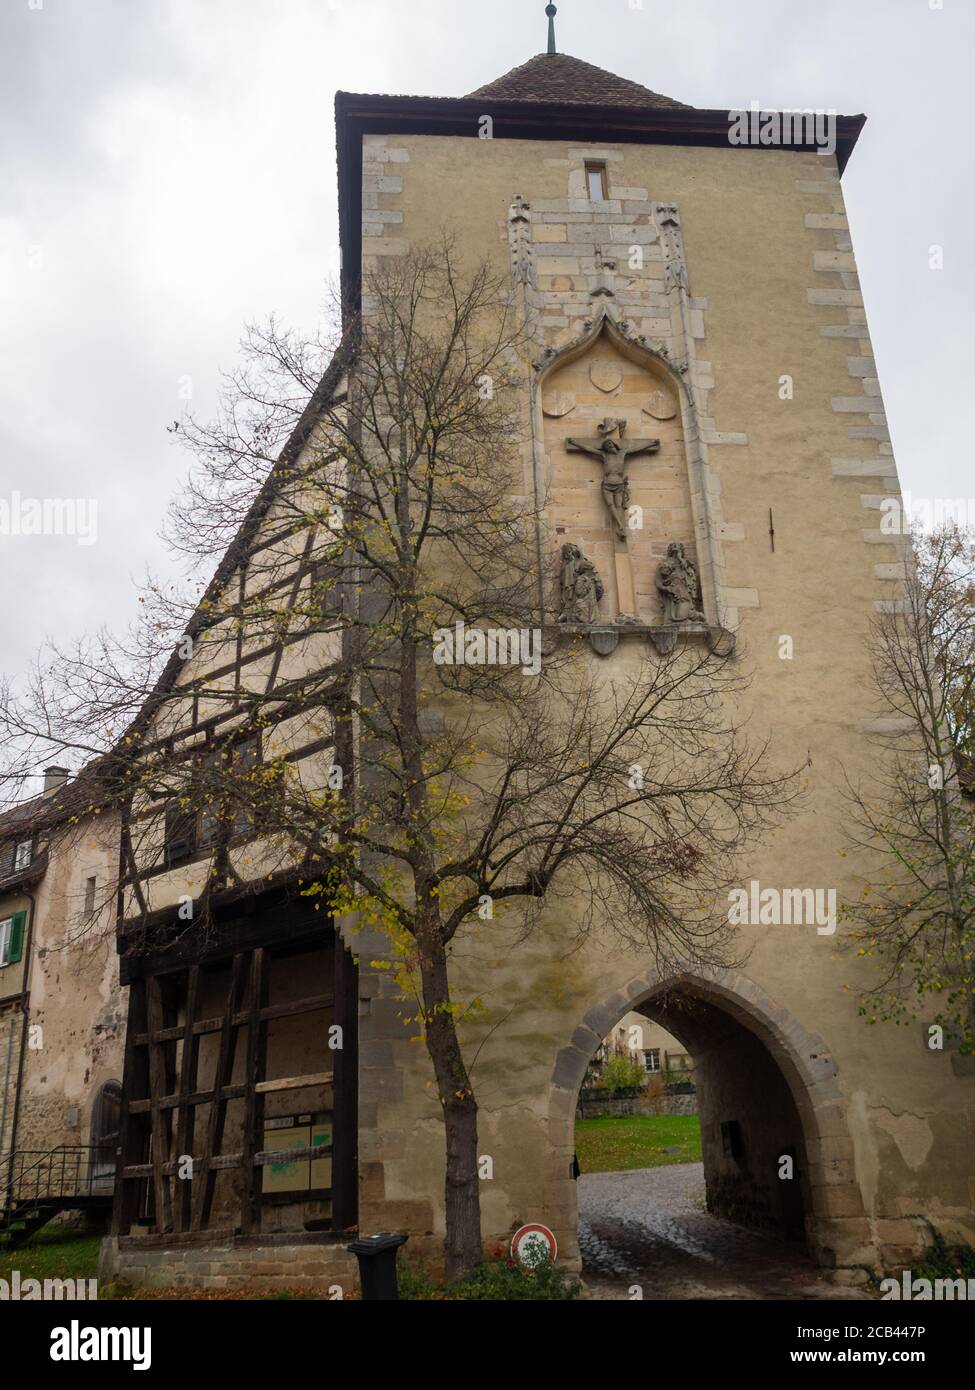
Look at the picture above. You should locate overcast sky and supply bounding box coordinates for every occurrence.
[0,0,971,681]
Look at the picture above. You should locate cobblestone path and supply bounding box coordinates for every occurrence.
[578,1163,871,1300]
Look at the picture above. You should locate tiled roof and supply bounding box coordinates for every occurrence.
[468,52,691,110]
[0,767,108,840]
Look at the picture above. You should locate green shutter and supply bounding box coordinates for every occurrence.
[8,910,26,964]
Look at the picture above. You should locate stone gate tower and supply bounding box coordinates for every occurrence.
[336,18,973,1284]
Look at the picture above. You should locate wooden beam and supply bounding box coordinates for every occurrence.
[252,1145,331,1166]
[174,965,200,1233]
[146,976,175,1234]
[191,953,246,1231]
[112,979,150,1237]
[250,993,334,1025]
[133,991,335,1045]
[119,1228,236,1249]
[253,1071,333,1095]
[134,1017,222,1046]
[128,1083,246,1116]
[123,1153,248,1179]
[207,1154,244,1172]
[240,947,268,1234]
[331,932,358,1231]
[120,905,333,984]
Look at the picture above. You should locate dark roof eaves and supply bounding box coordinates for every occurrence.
[0,851,49,895]
[334,91,865,170]
[0,773,107,839]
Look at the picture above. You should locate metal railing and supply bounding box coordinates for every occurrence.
[0,1145,114,1214]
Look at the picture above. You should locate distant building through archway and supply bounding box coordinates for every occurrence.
[549,968,867,1269]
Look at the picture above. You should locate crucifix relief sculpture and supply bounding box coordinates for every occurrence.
[565,418,660,542]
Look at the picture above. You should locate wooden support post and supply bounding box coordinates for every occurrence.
[239,947,268,1235]
[112,978,150,1237]
[191,952,247,1231]
[331,932,358,1231]
[174,965,200,1233]
[146,976,175,1234]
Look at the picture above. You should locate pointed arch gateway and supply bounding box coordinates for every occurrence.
[533,310,723,631]
[546,966,869,1273]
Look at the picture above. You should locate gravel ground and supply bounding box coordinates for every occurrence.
[578,1163,870,1300]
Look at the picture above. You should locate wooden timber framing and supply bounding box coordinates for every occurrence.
[191,950,246,1231]
[104,343,361,1247]
[111,909,358,1241]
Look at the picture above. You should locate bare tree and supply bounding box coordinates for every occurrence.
[840,522,975,1054]
[0,240,800,1280]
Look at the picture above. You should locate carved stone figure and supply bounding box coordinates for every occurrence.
[565,419,660,542]
[656,541,704,624]
[542,389,575,418]
[655,201,688,293]
[643,388,677,421]
[558,543,604,625]
[507,194,534,288]
[589,246,617,301]
[589,359,622,392]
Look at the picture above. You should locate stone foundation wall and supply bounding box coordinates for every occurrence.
[575,1093,698,1120]
[99,1233,359,1297]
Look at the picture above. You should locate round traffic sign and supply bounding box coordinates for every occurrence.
[510,1222,558,1268]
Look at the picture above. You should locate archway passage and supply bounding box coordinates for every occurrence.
[639,987,810,1243]
[560,975,863,1299]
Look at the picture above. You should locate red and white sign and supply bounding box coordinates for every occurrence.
[510,1222,558,1268]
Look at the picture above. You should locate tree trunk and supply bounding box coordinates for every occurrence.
[418,920,482,1283]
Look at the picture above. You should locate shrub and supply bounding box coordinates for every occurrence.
[642,1072,667,1112]
[914,1227,975,1283]
[398,1249,582,1301]
[601,1053,648,1096]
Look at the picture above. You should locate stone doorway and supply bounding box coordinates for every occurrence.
[547,969,869,1286]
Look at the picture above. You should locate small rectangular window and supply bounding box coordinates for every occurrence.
[84,875,97,916]
[197,798,224,849]
[585,161,608,201]
[231,737,261,837]
[186,735,266,856]
[196,743,227,849]
[645,1049,660,1073]
[721,1119,744,1160]
[13,839,32,872]
[308,560,340,627]
[164,805,196,867]
[0,917,10,967]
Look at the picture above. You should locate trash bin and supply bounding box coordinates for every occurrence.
[347,1232,409,1300]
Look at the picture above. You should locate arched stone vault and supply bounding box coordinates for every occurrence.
[545,965,874,1273]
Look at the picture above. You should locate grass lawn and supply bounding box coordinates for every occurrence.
[574,1113,702,1173]
[0,1226,101,1285]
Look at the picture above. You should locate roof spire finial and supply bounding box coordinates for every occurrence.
[545,4,557,56]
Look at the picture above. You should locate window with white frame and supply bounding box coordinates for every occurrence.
[644,1049,661,1073]
[13,839,32,872]
[585,161,608,200]
[0,912,26,968]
